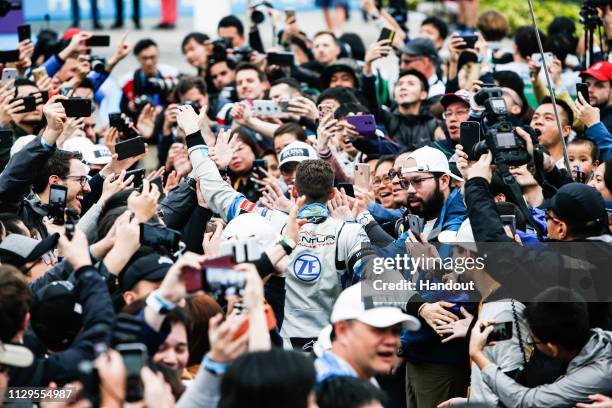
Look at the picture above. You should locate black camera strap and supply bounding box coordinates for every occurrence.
[495,158,545,239]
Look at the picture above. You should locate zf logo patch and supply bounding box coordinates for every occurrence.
[293,254,322,282]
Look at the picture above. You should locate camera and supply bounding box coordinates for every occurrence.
[143,77,178,95]
[471,87,531,167]
[212,38,233,61]
[0,0,21,18]
[90,56,106,73]
[182,99,200,115]
[251,1,273,24]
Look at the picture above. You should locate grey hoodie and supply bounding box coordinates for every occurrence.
[481,329,612,407]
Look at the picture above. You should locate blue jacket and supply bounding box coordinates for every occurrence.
[397,188,474,365]
[366,203,404,224]
[585,122,612,160]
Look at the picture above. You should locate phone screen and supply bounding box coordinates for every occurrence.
[337,182,355,197]
[487,321,513,342]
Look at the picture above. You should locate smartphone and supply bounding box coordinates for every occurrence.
[183,255,240,293]
[500,214,516,236]
[354,163,370,190]
[377,27,396,44]
[205,221,218,235]
[0,50,20,63]
[458,34,478,49]
[346,114,376,136]
[408,214,425,234]
[252,100,283,116]
[139,223,181,253]
[1,68,17,85]
[149,176,164,194]
[531,52,553,67]
[337,182,355,198]
[0,130,13,149]
[252,159,268,178]
[266,52,294,66]
[460,121,481,161]
[60,97,92,118]
[32,66,47,82]
[11,96,37,113]
[124,168,145,188]
[203,255,244,292]
[116,343,147,403]
[85,35,111,47]
[33,90,49,104]
[115,137,146,160]
[487,321,513,342]
[318,103,334,121]
[49,184,68,225]
[108,112,124,130]
[17,24,31,42]
[576,83,589,103]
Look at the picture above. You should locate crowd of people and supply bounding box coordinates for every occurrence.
[1,0,612,407]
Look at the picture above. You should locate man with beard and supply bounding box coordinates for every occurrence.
[355,146,471,407]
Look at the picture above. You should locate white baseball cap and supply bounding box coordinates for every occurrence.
[278,141,318,169]
[223,212,280,250]
[438,219,477,252]
[331,283,421,330]
[0,341,34,368]
[401,146,463,182]
[63,137,112,166]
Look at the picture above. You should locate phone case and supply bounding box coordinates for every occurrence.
[253,100,282,116]
[460,121,481,161]
[115,137,145,160]
[1,69,17,84]
[354,164,370,190]
[61,98,92,118]
[346,115,376,135]
[86,35,111,47]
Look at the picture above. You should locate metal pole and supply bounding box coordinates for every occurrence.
[527,0,572,172]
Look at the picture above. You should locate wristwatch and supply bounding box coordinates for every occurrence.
[146,290,176,315]
[278,235,297,255]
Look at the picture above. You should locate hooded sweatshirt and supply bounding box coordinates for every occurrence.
[481,328,612,407]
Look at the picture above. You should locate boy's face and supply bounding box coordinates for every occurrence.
[568,143,596,180]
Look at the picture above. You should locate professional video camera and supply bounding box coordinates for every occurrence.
[212,39,255,65]
[471,86,531,167]
[143,77,178,95]
[251,1,274,24]
[0,0,21,17]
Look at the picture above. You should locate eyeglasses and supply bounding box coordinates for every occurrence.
[399,176,436,189]
[387,169,402,180]
[64,175,89,187]
[372,174,392,186]
[442,109,470,119]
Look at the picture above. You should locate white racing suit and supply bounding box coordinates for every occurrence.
[188,144,376,348]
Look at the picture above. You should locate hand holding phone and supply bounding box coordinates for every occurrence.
[486,321,513,343]
[576,83,590,104]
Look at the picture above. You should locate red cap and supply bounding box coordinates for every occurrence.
[63,28,81,41]
[580,61,612,82]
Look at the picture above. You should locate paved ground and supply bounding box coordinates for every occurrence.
[27,9,426,80]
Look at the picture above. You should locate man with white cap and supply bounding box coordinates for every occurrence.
[63,137,112,175]
[315,282,420,384]
[277,141,318,187]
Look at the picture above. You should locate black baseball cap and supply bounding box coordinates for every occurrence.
[30,280,83,351]
[401,37,440,64]
[119,253,173,292]
[321,58,360,89]
[542,183,606,228]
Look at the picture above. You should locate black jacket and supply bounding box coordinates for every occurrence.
[362,73,440,147]
[465,177,612,329]
[8,266,116,388]
[600,103,612,135]
[0,137,55,237]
